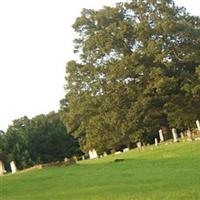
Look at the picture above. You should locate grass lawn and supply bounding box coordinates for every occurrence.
[1,141,200,200]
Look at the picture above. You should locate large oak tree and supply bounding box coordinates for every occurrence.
[61,0,200,153]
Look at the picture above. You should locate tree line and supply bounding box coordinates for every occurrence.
[1,0,200,169]
[0,112,82,170]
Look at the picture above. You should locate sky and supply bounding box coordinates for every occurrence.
[0,0,200,131]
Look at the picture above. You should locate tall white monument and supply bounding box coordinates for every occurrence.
[159,129,164,142]
[172,128,178,142]
[10,161,17,174]
[155,138,158,146]
[196,120,200,131]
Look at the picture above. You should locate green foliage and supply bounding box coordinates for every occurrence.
[61,0,200,152]
[3,112,82,170]
[61,0,200,153]
[4,117,33,169]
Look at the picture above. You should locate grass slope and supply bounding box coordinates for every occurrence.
[1,141,200,200]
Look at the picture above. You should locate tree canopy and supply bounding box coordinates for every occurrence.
[1,112,82,170]
[61,0,200,153]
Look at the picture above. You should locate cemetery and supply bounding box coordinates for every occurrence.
[1,120,199,176]
[1,0,200,199]
[1,139,200,200]
[0,105,200,199]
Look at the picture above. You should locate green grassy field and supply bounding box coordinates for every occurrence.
[1,141,200,200]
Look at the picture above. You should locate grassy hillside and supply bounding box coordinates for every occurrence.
[1,141,200,200]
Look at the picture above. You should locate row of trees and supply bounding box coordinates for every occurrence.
[60,0,200,154]
[0,112,82,170]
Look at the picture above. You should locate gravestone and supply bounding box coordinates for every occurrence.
[155,138,158,146]
[186,129,193,141]
[196,120,200,131]
[73,156,78,162]
[64,157,68,162]
[114,151,122,155]
[123,148,129,152]
[89,149,98,159]
[159,129,164,142]
[172,128,178,142]
[82,156,85,160]
[103,152,107,157]
[180,132,185,140]
[10,161,17,174]
[0,160,5,176]
[137,142,142,151]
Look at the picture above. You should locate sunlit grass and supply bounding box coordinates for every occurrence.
[1,141,200,200]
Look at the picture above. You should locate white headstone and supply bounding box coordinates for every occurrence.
[10,161,17,174]
[0,160,5,176]
[114,151,122,155]
[159,129,164,142]
[172,128,178,142]
[123,148,129,152]
[137,142,142,150]
[186,129,193,141]
[180,132,185,140]
[73,156,78,161]
[103,152,107,157]
[196,120,200,131]
[82,156,85,160]
[155,138,158,146]
[89,149,98,159]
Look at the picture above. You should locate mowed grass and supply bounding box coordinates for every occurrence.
[1,141,200,200]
